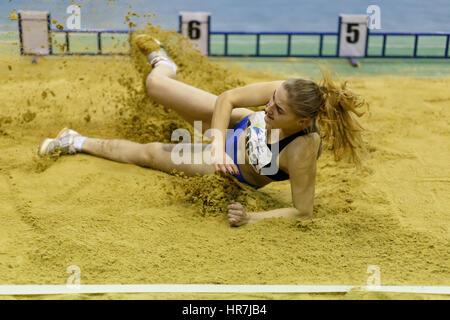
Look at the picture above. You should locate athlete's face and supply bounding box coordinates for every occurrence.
[264,86,307,131]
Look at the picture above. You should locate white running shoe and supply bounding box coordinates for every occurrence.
[148,44,178,71]
[148,48,178,73]
[38,128,81,156]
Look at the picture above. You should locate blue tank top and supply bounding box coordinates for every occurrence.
[244,111,320,181]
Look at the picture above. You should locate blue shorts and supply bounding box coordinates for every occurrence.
[225,115,261,189]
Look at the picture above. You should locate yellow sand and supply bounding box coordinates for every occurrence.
[0,26,449,300]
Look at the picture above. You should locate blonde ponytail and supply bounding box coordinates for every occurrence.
[317,67,367,165]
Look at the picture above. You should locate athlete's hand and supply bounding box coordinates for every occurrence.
[227,200,249,227]
[211,142,240,175]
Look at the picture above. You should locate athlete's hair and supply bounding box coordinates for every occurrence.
[282,67,367,165]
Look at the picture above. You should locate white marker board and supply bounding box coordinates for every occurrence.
[19,10,51,55]
[179,12,210,55]
[338,14,369,57]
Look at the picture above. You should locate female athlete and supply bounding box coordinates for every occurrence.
[38,34,366,227]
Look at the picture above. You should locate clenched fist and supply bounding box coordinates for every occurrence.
[227,200,249,227]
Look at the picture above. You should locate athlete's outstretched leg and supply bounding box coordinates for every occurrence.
[81,139,215,176]
[81,138,150,167]
[38,128,215,176]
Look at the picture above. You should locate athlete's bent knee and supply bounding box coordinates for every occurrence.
[146,74,161,97]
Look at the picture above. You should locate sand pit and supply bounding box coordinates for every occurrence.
[0,26,449,299]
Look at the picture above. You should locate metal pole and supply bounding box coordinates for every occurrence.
[413,34,418,57]
[224,33,228,56]
[287,34,291,57]
[207,15,211,56]
[336,16,342,56]
[256,33,260,56]
[65,32,70,53]
[445,35,449,58]
[364,27,369,57]
[18,13,24,55]
[47,13,53,55]
[97,32,102,54]
[319,34,323,57]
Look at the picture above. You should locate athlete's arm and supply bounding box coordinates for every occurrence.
[227,137,317,226]
[219,80,284,108]
[284,136,317,218]
[210,81,284,174]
